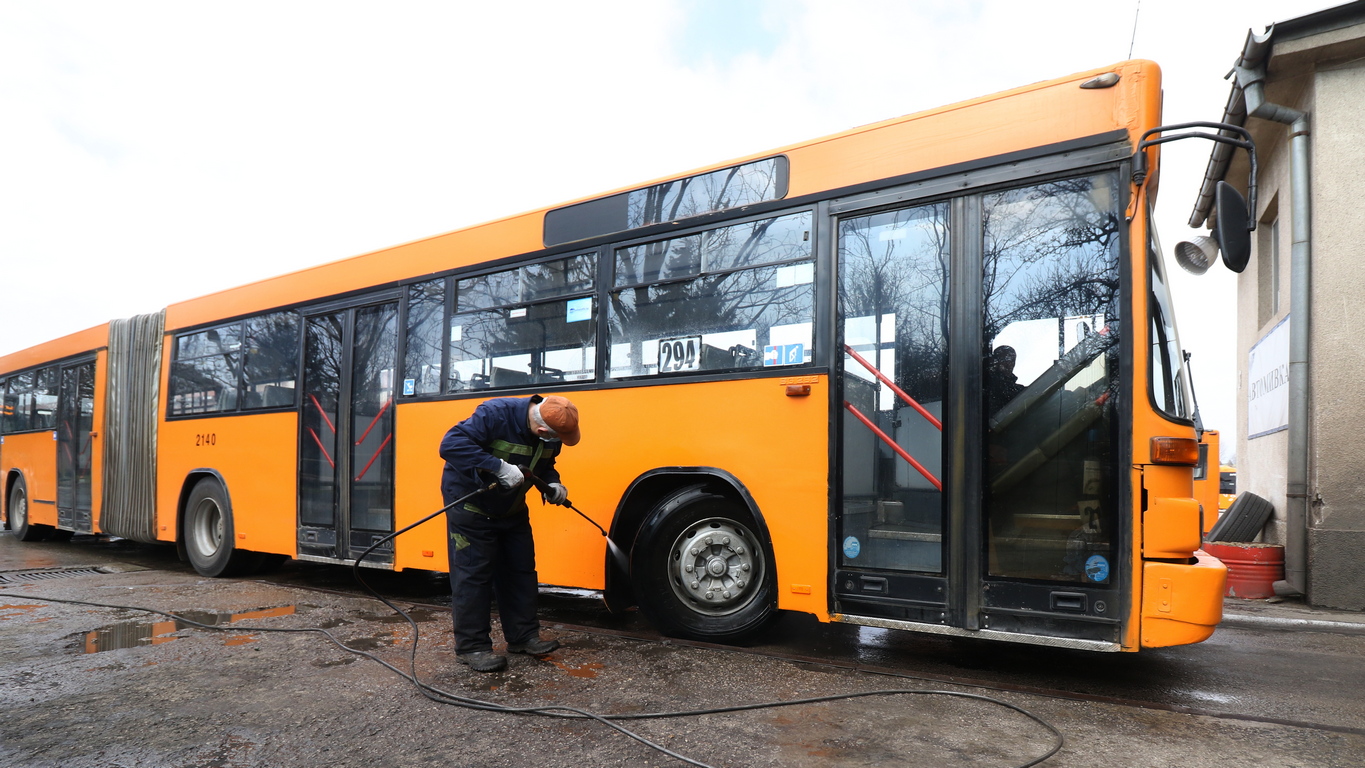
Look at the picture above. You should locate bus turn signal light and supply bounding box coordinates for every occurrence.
[1151,437,1199,466]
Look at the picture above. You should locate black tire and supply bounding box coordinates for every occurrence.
[183,478,254,577]
[1208,492,1274,543]
[8,478,52,542]
[633,485,777,643]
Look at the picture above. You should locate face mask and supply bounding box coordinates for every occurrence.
[540,435,561,444]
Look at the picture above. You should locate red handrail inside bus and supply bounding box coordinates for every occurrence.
[843,400,942,491]
[308,393,337,435]
[354,396,393,446]
[354,433,392,482]
[306,427,335,469]
[843,344,942,430]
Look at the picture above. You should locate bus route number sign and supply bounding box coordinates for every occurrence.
[658,336,701,373]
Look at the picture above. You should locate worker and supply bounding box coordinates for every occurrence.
[438,394,581,672]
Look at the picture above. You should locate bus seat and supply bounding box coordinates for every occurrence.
[491,367,532,387]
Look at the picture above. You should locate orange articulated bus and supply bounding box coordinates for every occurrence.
[1,59,1228,651]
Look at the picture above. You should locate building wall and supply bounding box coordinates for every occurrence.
[1233,51,1365,609]
[1306,58,1365,610]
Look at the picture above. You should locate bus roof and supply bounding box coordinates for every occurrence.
[0,322,108,376]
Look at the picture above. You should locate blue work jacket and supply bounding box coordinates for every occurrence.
[439,395,562,516]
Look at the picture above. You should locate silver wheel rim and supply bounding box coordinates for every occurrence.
[667,517,764,616]
[190,497,224,559]
[12,491,26,530]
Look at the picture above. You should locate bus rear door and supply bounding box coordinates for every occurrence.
[298,297,400,565]
[56,359,95,532]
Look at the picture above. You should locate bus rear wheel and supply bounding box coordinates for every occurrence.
[8,478,52,542]
[184,478,254,578]
[633,486,776,643]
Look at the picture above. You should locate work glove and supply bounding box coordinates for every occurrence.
[543,483,568,506]
[494,460,525,489]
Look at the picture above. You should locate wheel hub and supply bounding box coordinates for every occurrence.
[192,499,223,557]
[670,519,760,614]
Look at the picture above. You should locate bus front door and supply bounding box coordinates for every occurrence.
[298,300,399,565]
[834,174,1124,649]
[55,360,95,532]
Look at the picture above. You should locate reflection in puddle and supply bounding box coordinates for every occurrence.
[1178,689,1237,704]
[1,604,41,619]
[856,625,892,645]
[81,605,295,654]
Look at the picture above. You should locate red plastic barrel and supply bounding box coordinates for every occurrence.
[1202,541,1285,599]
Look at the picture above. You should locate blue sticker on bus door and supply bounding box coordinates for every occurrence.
[1085,555,1110,583]
[843,536,861,559]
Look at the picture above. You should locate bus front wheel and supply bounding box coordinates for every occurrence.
[634,486,776,643]
[8,478,52,542]
[184,478,253,578]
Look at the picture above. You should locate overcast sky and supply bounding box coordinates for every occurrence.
[0,1,1338,455]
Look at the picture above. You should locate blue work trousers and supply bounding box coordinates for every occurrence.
[445,507,541,654]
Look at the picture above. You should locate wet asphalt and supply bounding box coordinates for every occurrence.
[2,532,1363,768]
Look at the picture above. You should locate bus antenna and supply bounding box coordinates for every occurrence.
[1128,0,1141,59]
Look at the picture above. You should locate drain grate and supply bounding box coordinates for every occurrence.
[0,567,107,584]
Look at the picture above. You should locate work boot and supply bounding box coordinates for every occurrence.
[506,637,560,655]
[457,651,507,672]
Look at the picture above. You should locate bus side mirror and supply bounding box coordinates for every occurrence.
[1174,181,1253,275]
[1214,181,1251,273]
[1134,121,1257,276]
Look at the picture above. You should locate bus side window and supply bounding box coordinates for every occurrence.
[32,368,58,430]
[403,279,446,397]
[3,371,35,432]
[607,211,814,379]
[169,323,243,416]
[448,254,597,392]
[243,312,300,409]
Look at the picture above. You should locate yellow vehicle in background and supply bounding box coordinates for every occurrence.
[1219,465,1237,512]
[1195,430,1223,535]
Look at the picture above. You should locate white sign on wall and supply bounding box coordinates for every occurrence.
[1248,315,1290,439]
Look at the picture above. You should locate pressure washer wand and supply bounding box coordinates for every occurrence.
[524,470,630,574]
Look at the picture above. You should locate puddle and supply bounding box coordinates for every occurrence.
[79,605,296,654]
[551,659,603,679]
[1177,689,1238,704]
[313,657,357,668]
[342,630,402,651]
[367,608,441,624]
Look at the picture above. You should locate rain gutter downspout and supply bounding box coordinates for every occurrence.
[1233,27,1312,596]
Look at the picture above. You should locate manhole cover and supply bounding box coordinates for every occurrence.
[0,567,108,584]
